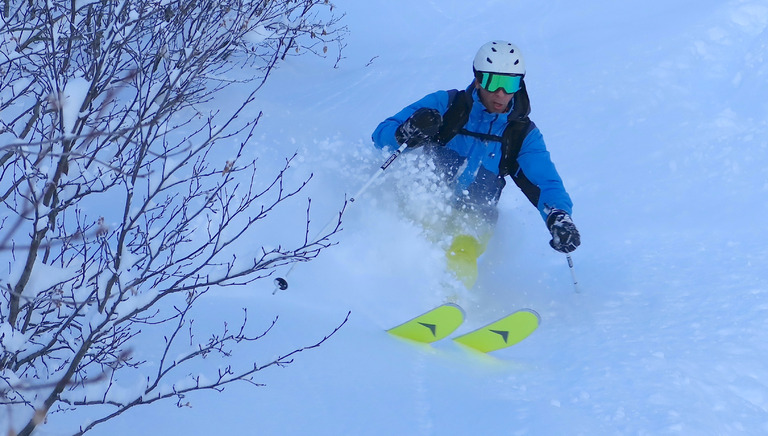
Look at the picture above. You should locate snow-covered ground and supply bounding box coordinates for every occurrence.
[41,0,768,434]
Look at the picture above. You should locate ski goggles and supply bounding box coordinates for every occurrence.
[477,72,523,94]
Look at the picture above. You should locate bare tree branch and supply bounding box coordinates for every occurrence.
[0,0,349,434]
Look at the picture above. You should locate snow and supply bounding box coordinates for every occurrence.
[61,76,90,135]
[244,25,274,45]
[6,259,75,300]
[34,0,768,434]
[0,322,31,354]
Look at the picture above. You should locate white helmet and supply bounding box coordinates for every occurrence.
[473,40,526,75]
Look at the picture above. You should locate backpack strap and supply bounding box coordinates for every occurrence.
[500,81,540,206]
[435,88,473,146]
[502,121,540,207]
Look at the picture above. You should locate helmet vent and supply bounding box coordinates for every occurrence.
[486,57,493,64]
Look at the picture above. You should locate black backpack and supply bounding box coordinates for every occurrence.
[433,81,541,207]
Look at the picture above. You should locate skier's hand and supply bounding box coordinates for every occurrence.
[395,108,442,148]
[546,209,580,253]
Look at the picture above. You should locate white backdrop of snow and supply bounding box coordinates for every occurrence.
[36,0,768,434]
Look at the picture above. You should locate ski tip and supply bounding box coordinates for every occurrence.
[518,308,542,324]
[452,308,541,353]
[386,303,465,343]
[443,302,466,317]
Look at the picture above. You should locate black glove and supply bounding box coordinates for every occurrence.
[395,108,442,148]
[546,209,580,253]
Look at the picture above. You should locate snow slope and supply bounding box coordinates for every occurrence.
[43,0,768,434]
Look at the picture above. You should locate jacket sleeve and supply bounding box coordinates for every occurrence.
[372,91,451,151]
[516,125,574,221]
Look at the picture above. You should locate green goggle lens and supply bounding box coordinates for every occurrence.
[480,72,522,94]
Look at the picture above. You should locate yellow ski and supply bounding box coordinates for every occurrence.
[387,303,465,343]
[453,309,540,353]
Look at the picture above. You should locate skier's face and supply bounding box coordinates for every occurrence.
[475,80,515,113]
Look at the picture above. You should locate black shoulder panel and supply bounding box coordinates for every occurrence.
[435,88,473,146]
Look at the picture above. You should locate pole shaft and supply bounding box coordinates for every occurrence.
[566,254,580,293]
[273,143,409,293]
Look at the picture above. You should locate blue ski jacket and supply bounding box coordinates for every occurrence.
[372,87,573,223]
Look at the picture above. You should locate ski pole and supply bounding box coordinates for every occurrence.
[273,142,409,294]
[349,142,408,202]
[566,253,580,293]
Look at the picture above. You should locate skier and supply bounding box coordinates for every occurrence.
[372,40,580,288]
